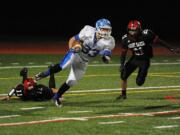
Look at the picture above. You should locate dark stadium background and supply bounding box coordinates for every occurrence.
[0,1,179,50]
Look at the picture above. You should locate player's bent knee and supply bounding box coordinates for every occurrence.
[121,73,127,81]
[136,78,145,86]
[49,64,62,74]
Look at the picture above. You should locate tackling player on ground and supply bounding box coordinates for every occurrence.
[117,20,178,100]
[35,18,115,107]
[2,67,58,101]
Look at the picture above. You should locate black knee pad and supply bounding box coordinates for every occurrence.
[136,78,145,86]
[49,64,62,74]
[120,70,127,80]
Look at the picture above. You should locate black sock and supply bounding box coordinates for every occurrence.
[49,74,56,88]
[122,90,126,96]
[57,82,70,97]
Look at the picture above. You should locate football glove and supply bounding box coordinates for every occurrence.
[102,55,111,64]
[35,72,47,81]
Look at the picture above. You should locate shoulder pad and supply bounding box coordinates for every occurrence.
[142,29,154,36]
[82,25,95,32]
[122,34,128,40]
[79,25,95,39]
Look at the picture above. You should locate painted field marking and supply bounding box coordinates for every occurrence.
[0,62,180,70]
[1,73,179,80]
[168,117,180,120]
[28,62,34,65]
[141,113,154,116]
[119,113,154,117]
[1,86,180,98]
[0,110,180,127]
[164,94,180,103]
[0,70,179,80]
[20,107,45,110]
[98,121,124,125]
[67,111,93,114]
[45,62,53,65]
[48,117,88,121]
[65,88,180,97]
[67,85,180,93]
[0,115,20,119]
[0,117,87,127]
[163,60,168,62]
[154,125,179,129]
[11,63,19,65]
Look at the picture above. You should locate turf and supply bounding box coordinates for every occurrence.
[0,54,180,135]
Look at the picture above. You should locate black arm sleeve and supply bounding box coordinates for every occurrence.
[157,38,173,51]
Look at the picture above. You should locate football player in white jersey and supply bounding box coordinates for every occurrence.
[35,18,115,107]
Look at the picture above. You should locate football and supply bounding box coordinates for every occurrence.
[72,41,82,48]
[71,41,82,52]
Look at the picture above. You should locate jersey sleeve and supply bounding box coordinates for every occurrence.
[77,25,95,41]
[121,34,128,49]
[105,36,115,50]
[142,29,156,44]
[99,37,115,56]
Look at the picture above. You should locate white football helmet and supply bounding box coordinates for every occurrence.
[95,18,112,38]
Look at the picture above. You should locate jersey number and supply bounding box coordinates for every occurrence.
[82,45,99,57]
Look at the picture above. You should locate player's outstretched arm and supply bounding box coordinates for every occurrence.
[156,38,177,53]
[1,88,15,101]
[1,96,10,101]
[99,49,112,64]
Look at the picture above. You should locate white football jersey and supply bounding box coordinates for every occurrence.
[77,25,115,62]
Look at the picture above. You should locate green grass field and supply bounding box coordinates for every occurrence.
[0,54,180,135]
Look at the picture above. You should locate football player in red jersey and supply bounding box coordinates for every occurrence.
[2,67,59,101]
[117,20,178,100]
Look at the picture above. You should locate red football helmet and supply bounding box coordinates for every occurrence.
[127,20,141,36]
[24,78,36,91]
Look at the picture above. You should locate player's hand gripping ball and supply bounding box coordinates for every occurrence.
[71,41,82,53]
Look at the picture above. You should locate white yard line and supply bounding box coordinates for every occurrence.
[0,62,180,69]
[20,107,45,110]
[154,125,179,129]
[1,85,180,96]
[0,110,180,127]
[168,117,180,120]
[98,121,125,125]
[0,115,20,119]
[67,111,93,114]
[28,62,34,65]
[11,63,19,65]
[67,85,180,93]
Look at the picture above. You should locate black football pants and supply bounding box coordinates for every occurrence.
[121,57,150,86]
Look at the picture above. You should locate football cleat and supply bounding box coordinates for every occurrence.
[52,93,63,108]
[54,98,62,108]
[116,95,127,100]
